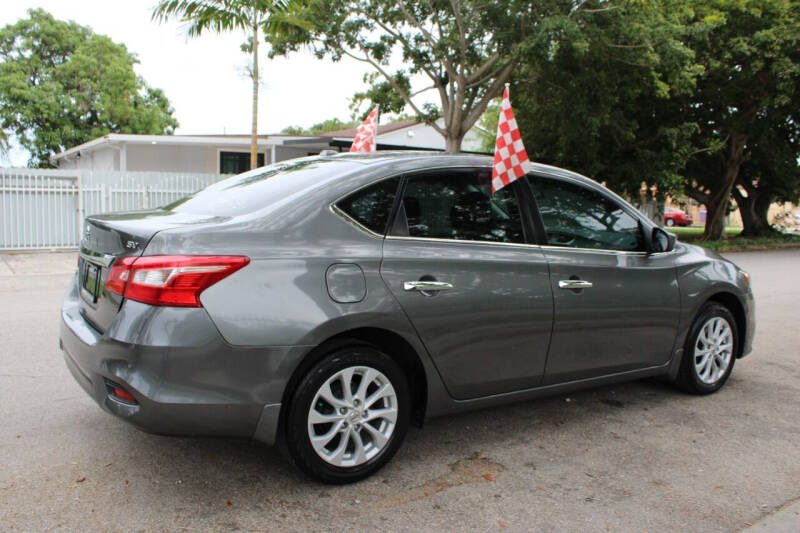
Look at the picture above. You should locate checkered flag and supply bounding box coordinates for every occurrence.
[491,85,530,194]
[350,107,379,153]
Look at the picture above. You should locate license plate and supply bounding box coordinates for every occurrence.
[82,261,101,302]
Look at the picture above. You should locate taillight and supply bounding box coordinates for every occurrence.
[105,255,249,307]
[106,257,136,296]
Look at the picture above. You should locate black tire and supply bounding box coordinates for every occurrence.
[284,345,410,484]
[676,303,738,395]
[665,218,675,227]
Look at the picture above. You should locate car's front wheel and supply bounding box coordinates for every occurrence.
[676,303,738,394]
[285,345,410,483]
[665,218,675,227]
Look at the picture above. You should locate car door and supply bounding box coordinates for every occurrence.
[379,167,553,400]
[524,175,681,385]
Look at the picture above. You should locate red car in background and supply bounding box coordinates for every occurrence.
[664,207,693,227]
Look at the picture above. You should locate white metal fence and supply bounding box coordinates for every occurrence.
[0,168,226,250]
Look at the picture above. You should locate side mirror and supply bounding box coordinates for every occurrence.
[650,227,676,253]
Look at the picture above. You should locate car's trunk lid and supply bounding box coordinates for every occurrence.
[77,210,224,332]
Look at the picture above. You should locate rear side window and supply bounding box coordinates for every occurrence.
[336,177,400,234]
[392,169,524,244]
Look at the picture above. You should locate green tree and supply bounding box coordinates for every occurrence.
[349,71,415,120]
[474,98,500,153]
[0,9,178,167]
[280,125,305,135]
[153,0,308,170]
[306,117,357,134]
[681,0,800,240]
[510,0,799,239]
[512,0,700,200]
[732,116,800,236]
[273,0,613,152]
[280,117,357,134]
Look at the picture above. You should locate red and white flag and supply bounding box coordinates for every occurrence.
[491,85,530,194]
[350,107,379,153]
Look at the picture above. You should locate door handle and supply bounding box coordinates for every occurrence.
[404,281,454,292]
[558,279,593,289]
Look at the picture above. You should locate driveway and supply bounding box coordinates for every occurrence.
[1,249,798,532]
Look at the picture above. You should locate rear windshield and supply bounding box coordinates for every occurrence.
[163,158,360,216]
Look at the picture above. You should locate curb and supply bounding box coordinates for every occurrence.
[743,499,800,532]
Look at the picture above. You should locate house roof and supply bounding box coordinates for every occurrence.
[180,133,321,139]
[321,119,419,138]
[50,120,437,163]
[50,133,312,161]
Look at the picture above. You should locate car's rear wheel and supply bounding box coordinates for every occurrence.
[285,345,410,483]
[665,218,675,227]
[676,303,738,394]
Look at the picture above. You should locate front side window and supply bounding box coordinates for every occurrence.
[336,177,400,234]
[392,169,524,244]
[528,177,643,251]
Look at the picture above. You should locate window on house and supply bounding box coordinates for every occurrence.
[220,151,264,174]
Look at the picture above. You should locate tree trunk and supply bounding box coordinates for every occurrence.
[734,186,775,237]
[250,23,259,170]
[701,136,746,241]
[702,190,732,240]
[444,126,465,153]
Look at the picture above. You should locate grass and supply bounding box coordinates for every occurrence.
[670,226,800,252]
[669,226,741,236]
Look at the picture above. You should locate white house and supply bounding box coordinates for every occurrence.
[51,133,327,174]
[51,119,487,174]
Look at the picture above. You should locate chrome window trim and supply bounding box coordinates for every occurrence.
[538,244,647,256]
[388,165,530,246]
[329,203,384,239]
[328,164,492,209]
[526,171,645,222]
[384,236,678,257]
[326,161,663,253]
[385,234,541,250]
[328,164,497,240]
[527,173,653,254]
[328,171,410,239]
[539,244,679,257]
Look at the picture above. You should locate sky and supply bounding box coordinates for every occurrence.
[1,1,435,165]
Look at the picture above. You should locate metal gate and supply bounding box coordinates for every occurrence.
[0,169,225,250]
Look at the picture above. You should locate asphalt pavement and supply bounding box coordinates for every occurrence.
[0,249,798,532]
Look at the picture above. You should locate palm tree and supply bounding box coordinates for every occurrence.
[153,0,306,170]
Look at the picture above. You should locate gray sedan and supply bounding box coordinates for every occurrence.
[60,153,754,483]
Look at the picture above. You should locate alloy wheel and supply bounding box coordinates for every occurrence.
[307,366,398,467]
[693,317,734,384]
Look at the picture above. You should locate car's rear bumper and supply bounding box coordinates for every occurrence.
[59,275,308,445]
